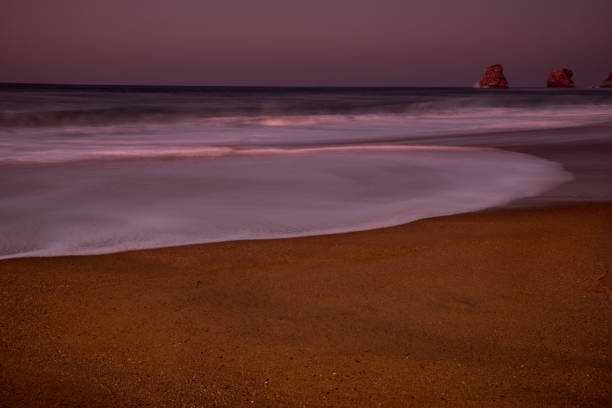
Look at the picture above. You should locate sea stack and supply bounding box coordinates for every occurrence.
[478,64,509,88]
[547,68,574,88]
[600,72,612,88]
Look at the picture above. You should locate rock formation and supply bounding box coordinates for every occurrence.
[478,64,509,88]
[547,68,574,88]
[600,72,612,88]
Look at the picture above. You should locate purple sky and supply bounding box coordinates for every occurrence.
[2,0,611,87]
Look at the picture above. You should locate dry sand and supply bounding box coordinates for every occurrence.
[1,204,611,407]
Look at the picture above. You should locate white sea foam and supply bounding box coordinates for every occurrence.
[3,104,612,165]
[0,145,572,259]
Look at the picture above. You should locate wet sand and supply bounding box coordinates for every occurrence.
[503,137,612,207]
[1,203,611,407]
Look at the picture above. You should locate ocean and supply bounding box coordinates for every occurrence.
[1,83,611,259]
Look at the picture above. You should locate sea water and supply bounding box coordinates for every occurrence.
[1,84,611,258]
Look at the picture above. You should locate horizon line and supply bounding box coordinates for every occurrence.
[0,81,606,90]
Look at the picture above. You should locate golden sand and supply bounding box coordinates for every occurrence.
[1,204,611,407]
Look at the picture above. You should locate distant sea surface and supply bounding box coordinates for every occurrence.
[1,83,611,258]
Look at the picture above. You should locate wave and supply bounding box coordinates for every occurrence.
[0,107,188,127]
[3,109,612,165]
[3,87,612,128]
[0,144,490,165]
[0,145,572,259]
[4,103,612,128]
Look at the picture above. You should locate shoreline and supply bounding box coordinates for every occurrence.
[1,203,611,407]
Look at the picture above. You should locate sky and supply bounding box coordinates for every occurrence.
[1,0,611,87]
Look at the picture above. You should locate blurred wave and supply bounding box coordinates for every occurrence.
[0,146,571,259]
[2,85,612,164]
[2,84,612,128]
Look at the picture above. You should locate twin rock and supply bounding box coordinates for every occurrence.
[478,65,612,89]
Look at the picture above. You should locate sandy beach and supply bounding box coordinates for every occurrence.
[1,203,611,407]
